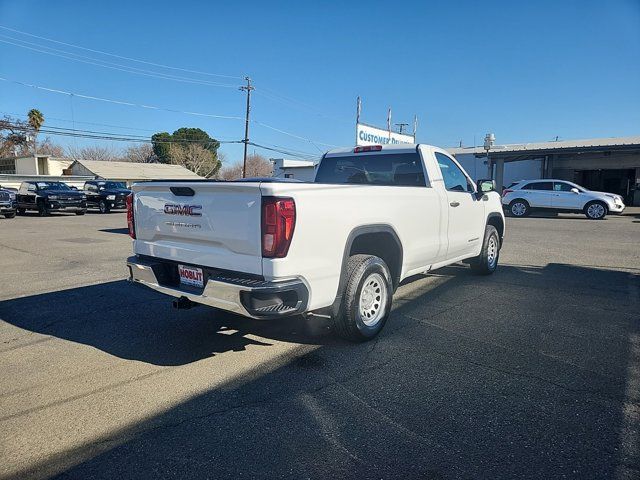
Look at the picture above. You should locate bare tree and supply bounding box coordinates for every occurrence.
[0,115,29,157]
[66,145,120,162]
[122,143,157,163]
[37,137,65,157]
[218,162,243,181]
[218,153,272,180]
[167,143,221,177]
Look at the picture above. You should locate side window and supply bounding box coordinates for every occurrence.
[27,183,36,192]
[553,182,573,192]
[435,152,473,192]
[524,182,553,191]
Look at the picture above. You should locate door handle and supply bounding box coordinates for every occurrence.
[450,201,460,207]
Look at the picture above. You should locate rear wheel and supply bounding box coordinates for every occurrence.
[75,209,86,216]
[508,199,529,217]
[99,200,110,214]
[4,212,16,219]
[470,225,500,275]
[584,201,607,220]
[333,254,393,342]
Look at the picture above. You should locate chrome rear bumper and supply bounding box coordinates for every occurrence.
[126,256,308,319]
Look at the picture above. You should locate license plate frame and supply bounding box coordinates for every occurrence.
[178,264,204,288]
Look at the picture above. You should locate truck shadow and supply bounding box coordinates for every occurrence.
[0,279,337,366]
[2,262,638,479]
[98,227,130,235]
[1,264,638,368]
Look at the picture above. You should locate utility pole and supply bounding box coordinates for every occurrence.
[239,76,254,178]
[395,123,409,134]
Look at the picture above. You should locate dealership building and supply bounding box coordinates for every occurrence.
[449,135,640,206]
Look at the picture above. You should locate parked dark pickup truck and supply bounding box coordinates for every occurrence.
[83,181,131,213]
[16,181,87,216]
[0,187,16,218]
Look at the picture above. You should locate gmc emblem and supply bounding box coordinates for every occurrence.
[164,204,202,216]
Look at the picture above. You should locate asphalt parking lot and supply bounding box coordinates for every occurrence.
[1,209,639,479]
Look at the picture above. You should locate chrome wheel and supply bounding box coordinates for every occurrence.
[587,203,605,219]
[359,273,387,327]
[511,202,526,216]
[487,235,498,269]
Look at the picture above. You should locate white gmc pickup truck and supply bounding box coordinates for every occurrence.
[126,144,505,341]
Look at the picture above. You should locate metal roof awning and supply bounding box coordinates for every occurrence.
[448,135,640,160]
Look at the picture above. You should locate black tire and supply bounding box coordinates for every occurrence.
[75,210,86,216]
[333,254,393,342]
[508,199,529,217]
[37,201,49,217]
[584,201,607,220]
[470,225,500,275]
[17,208,25,215]
[99,200,110,214]
[4,212,16,219]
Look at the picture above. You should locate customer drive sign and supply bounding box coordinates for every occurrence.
[356,123,415,146]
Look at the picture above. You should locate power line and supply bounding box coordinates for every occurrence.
[0,35,239,88]
[252,120,340,150]
[0,75,244,120]
[1,76,341,152]
[247,142,320,161]
[2,120,243,145]
[0,24,242,80]
[254,87,351,125]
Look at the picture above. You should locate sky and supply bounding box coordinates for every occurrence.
[0,0,639,164]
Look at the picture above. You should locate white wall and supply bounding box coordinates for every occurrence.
[15,157,38,175]
[273,166,317,182]
[47,159,72,176]
[503,159,543,186]
[454,153,542,186]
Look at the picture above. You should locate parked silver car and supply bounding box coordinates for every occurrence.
[502,179,625,219]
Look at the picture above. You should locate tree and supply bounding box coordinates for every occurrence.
[218,153,272,180]
[151,132,172,163]
[27,109,44,153]
[218,162,243,181]
[122,143,157,163]
[37,137,65,157]
[0,115,29,157]
[66,145,119,162]
[167,143,221,177]
[151,127,221,173]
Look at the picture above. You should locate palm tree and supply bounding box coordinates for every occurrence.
[27,109,44,154]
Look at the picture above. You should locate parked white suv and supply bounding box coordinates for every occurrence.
[126,144,505,341]
[502,179,625,220]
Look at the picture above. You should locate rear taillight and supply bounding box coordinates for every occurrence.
[126,193,136,239]
[502,189,513,197]
[261,197,295,258]
[354,145,382,153]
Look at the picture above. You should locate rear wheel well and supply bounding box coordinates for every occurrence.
[487,214,504,243]
[349,232,402,289]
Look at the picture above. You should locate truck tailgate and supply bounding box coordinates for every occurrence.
[132,182,263,275]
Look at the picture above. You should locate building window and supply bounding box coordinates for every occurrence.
[0,158,16,174]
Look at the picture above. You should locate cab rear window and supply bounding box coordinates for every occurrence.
[315,153,428,187]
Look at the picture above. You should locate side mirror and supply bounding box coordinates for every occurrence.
[570,188,580,194]
[476,179,495,198]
